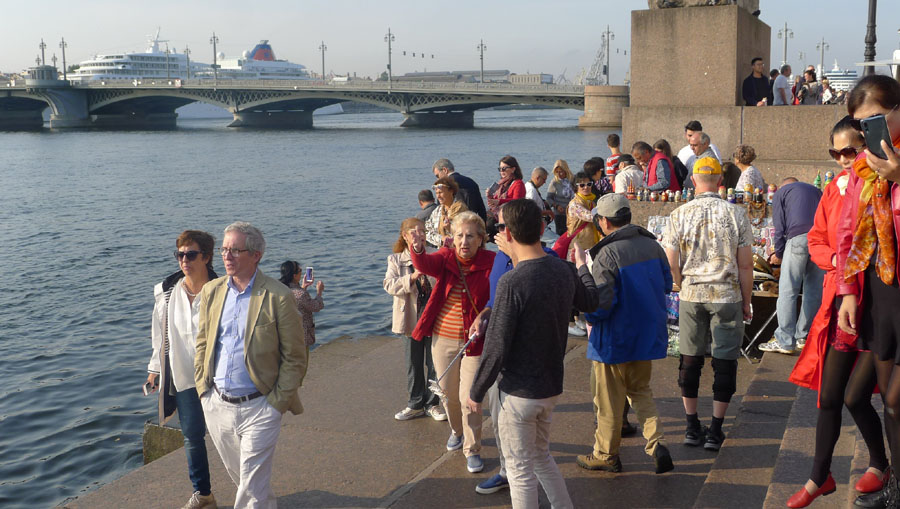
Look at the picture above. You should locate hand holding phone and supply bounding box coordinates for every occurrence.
[142,381,155,396]
[304,267,314,283]
[861,114,892,160]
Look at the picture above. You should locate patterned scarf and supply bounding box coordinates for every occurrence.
[844,151,897,285]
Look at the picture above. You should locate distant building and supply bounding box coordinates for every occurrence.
[397,69,512,83]
[509,73,554,85]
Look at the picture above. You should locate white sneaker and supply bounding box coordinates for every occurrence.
[757,339,796,355]
[567,325,587,337]
[575,319,588,331]
[426,405,448,421]
[182,491,216,509]
[394,407,425,421]
[797,337,807,349]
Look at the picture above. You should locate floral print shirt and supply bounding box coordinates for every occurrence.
[661,193,753,303]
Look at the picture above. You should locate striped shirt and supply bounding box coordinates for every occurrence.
[434,278,466,341]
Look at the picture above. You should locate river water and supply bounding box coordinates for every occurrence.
[0,109,615,508]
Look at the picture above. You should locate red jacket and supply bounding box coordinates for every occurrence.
[409,246,495,356]
[790,170,861,398]
[498,179,526,205]
[645,150,681,192]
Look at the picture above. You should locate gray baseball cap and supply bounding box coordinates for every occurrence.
[591,193,630,218]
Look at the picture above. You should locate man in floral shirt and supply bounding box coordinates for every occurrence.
[661,157,754,452]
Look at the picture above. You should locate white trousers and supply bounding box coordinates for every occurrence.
[498,391,573,509]
[201,391,283,509]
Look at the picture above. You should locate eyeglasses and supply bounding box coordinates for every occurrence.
[432,184,448,190]
[496,223,507,232]
[576,182,593,188]
[828,146,864,160]
[498,166,514,172]
[174,250,201,261]
[219,247,251,257]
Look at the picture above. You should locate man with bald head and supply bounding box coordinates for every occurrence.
[524,167,554,224]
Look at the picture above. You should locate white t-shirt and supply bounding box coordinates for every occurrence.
[773,74,790,105]
[524,181,545,210]
[677,143,722,168]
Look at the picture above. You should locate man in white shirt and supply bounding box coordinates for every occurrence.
[524,167,554,224]
[612,155,645,195]
[773,64,792,106]
[677,120,722,165]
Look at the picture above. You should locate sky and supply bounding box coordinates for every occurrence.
[2,0,900,83]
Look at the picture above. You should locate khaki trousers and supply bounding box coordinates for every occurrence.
[592,360,665,460]
[432,335,482,456]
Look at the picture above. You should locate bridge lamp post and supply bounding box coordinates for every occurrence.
[863,0,877,76]
[165,42,171,79]
[39,39,47,66]
[210,32,220,85]
[51,53,57,70]
[35,55,41,66]
[477,39,487,84]
[385,28,395,91]
[777,23,793,66]
[184,46,191,79]
[319,41,327,79]
[816,38,829,77]
[59,38,68,80]
[603,26,614,86]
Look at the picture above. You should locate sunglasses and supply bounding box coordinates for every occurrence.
[496,223,507,232]
[576,182,593,188]
[174,250,202,261]
[828,146,864,160]
[498,166,514,172]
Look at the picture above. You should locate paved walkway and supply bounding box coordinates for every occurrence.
[65,334,760,509]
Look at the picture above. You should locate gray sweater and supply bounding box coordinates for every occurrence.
[470,256,599,401]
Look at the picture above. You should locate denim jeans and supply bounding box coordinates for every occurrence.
[774,233,824,349]
[405,336,439,410]
[175,387,211,496]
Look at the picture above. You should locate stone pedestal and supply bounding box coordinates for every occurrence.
[578,86,629,128]
[228,110,314,129]
[400,111,474,128]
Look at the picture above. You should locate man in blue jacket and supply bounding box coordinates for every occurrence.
[576,193,675,474]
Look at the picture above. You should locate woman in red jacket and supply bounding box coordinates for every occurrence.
[407,211,496,474]
[837,75,900,506]
[786,118,886,508]
[487,155,526,220]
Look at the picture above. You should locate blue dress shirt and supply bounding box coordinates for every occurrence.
[213,270,259,397]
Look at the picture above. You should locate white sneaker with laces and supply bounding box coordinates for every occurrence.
[758,339,796,355]
[567,325,587,337]
[394,407,425,421]
[426,405,448,421]
[182,491,216,509]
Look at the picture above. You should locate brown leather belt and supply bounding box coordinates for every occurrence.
[213,384,263,404]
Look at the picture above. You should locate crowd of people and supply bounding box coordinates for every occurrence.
[744,56,847,107]
[140,74,900,509]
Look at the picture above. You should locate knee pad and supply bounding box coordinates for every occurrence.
[678,355,704,399]
[712,357,738,403]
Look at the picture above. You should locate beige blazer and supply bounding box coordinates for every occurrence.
[194,271,308,415]
[384,250,435,336]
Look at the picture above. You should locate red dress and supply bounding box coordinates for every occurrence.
[790,170,861,396]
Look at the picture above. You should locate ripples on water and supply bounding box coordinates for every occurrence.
[0,109,614,507]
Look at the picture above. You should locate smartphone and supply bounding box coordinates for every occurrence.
[304,266,314,283]
[860,114,892,160]
[142,381,154,396]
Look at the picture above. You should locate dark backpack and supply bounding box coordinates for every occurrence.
[673,157,689,188]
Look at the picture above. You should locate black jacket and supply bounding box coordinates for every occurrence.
[450,172,487,221]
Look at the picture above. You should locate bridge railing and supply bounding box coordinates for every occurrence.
[63,78,585,95]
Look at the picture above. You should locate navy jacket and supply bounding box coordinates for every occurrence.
[772,182,822,258]
[585,224,672,364]
[450,172,487,221]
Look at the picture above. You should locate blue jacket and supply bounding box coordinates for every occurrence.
[585,224,672,364]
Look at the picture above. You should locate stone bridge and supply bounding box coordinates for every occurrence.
[1,76,587,129]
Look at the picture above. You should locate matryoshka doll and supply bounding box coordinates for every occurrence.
[825,171,835,186]
[718,186,727,199]
[726,188,736,203]
[767,184,777,204]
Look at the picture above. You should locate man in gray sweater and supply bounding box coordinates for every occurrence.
[467,198,599,508]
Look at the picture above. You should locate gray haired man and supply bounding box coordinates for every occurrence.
[432,158,487,220]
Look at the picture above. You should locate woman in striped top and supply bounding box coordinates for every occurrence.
[408,211,496,474]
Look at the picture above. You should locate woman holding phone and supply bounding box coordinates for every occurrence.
[279,260,325,347]
[837,74,900,506]
[146,230,218,509]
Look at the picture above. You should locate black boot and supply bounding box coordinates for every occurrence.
[857,468,899,508]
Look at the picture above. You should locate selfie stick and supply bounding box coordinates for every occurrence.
[428,331,479,402]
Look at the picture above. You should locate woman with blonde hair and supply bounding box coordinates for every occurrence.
[426,176,468,248]
[407,211,495,474]
[733,144,766,192]
[384,217,446,422]
[546,159,575,235]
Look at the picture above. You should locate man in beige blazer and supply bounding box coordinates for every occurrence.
[195,221,307,509]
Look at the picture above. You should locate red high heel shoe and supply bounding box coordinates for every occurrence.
[786,474,836,508]
[855,469,888,493]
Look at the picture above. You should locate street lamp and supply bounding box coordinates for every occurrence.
[777,22,793,66]
[863,0,877,76]
[816,38,830,76]
[477,39,487,83]
[184,46,191,79]
[59,37,68,80]
[384,28,395,90]
[51,53,58,69]
[165,42,170,79]
[210,32,220,84]
[39,39,47,65]
[603,26,615,85]
[319,41,327,79]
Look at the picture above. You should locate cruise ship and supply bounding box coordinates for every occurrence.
[69,31,311,82]
[823,60,859,92]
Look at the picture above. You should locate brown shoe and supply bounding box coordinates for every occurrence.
[576,453,622,472]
